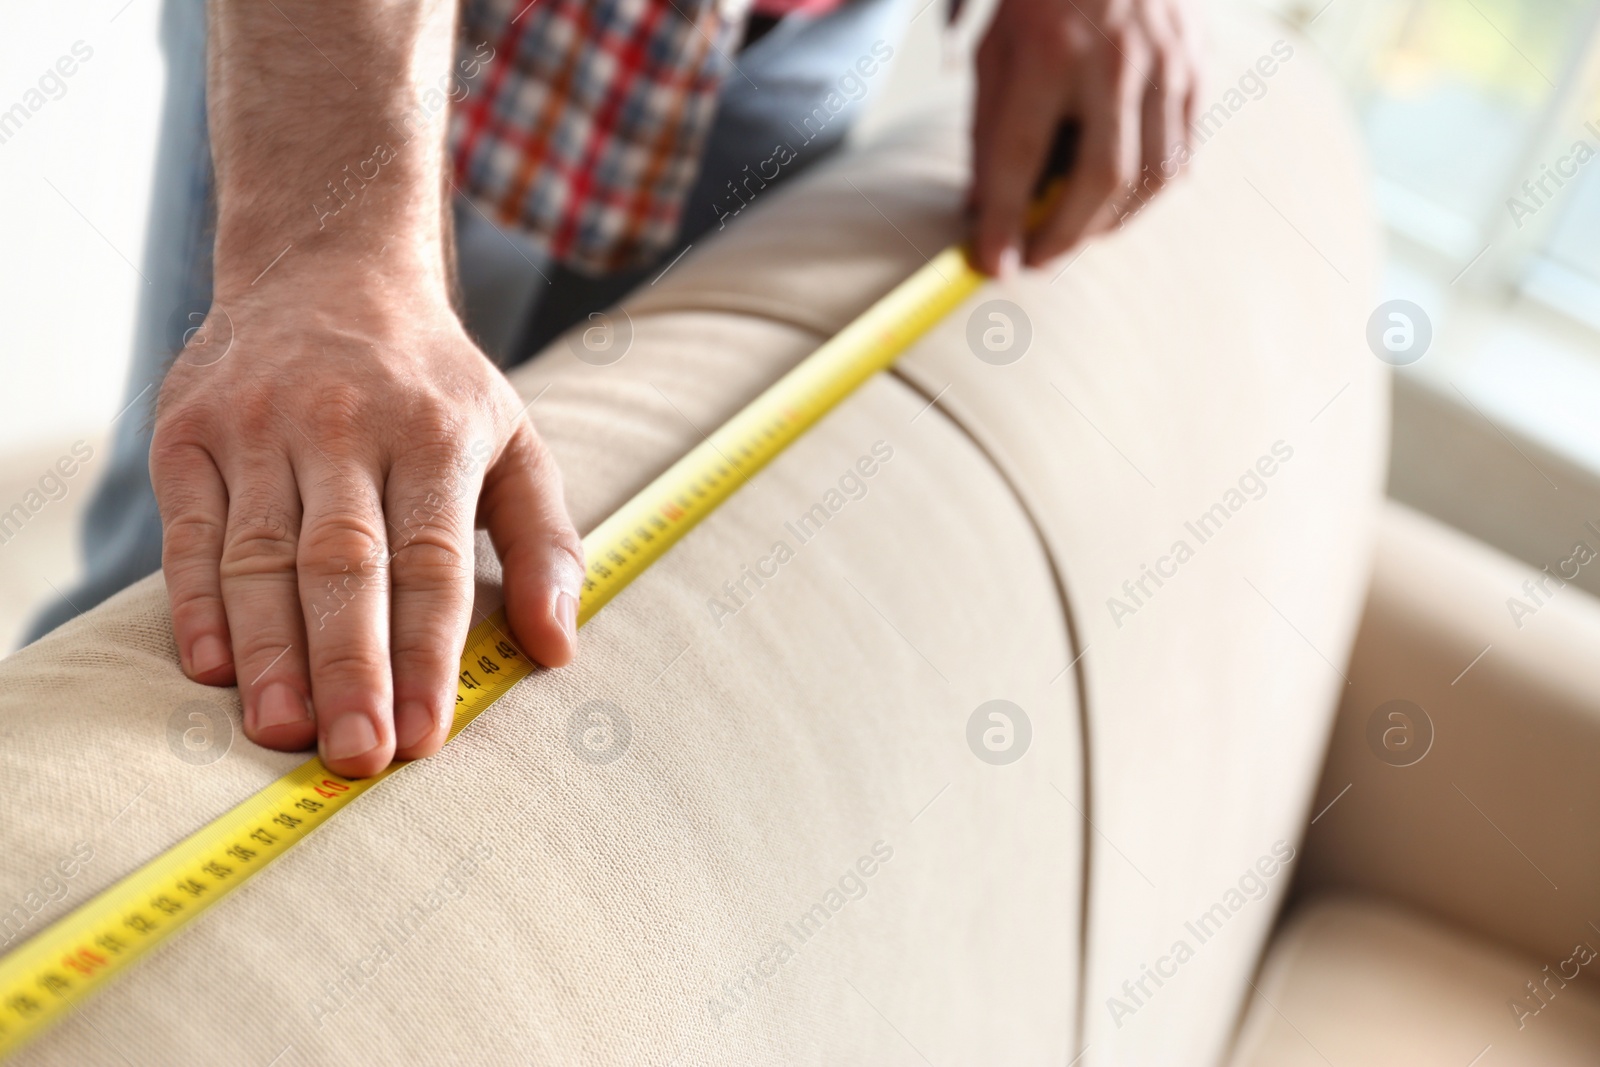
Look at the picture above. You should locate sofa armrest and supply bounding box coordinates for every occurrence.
[1296,500,1600,967]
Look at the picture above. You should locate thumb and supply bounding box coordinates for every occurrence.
[480,422,585,667]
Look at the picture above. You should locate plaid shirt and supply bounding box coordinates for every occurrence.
[450,0,748,275]
[451,0,848,274]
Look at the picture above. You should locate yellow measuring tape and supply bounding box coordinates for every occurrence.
[0,245,984,1057]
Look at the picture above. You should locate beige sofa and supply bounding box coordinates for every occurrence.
[2,8,1594,1065]
[1231,502,1600,1066]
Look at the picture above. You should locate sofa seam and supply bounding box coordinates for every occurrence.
[886,365,1096,1065]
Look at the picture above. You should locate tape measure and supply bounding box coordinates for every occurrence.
[0,244,984,1057]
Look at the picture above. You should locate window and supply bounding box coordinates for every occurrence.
[1273,0,1600,330]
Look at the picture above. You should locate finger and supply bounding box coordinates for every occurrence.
[1184,66,1200,142]
[969,28,1009,218]
[217,470,317,753]
[1138,45,1180,198]
[385,445,480,759]
[1167,45,1195,177]
[1144,0,1193,183]
[151,433,235,686]
[1027,40,1141,264]
[297,459,395,777]
[481,421,583,669]
[1173,0,1205,135]
[1180,26,1202,157]
[970,41,1063,276]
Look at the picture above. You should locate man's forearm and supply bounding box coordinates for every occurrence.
[207,0,457,295]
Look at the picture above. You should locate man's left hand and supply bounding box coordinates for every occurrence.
[969,0,1202,275]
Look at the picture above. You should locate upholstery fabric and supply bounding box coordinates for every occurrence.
[2,133,1084,1067]
[1,346,1081,1064]
[622,7,1386,1061]
[0,7,1383,1064]
[1296,501,1600,975]
[1237,503,1600,1067]
[1229,896,1600,1067]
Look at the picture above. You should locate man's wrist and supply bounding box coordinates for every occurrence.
[211,225,448,301]
[212,150,450,289]
[208,230,461,344]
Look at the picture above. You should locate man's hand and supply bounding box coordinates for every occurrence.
[150,0,581,778]
[970,0,1202,274]
[153,276,582,779]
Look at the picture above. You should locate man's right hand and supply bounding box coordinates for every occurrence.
[152,265,583,779]
[156,0,582,778]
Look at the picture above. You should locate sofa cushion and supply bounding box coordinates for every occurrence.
[1229,895,1600,1066]
[1297,501,1600,970]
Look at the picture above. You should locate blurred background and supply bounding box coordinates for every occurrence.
[1273,0,1600,609]
[3,0,1600,650]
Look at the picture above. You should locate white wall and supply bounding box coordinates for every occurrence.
[0,2,164,455]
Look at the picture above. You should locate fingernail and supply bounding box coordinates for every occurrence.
[254,682,312,731]
[555,591,579,643]
[998,244,1021,280]
[394,701,437,751]
[324,713,379,761]
[191,634,230,676]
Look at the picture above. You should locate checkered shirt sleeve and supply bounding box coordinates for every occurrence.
[450,0,747,274]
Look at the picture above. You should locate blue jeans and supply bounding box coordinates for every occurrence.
[25,0,907,645]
